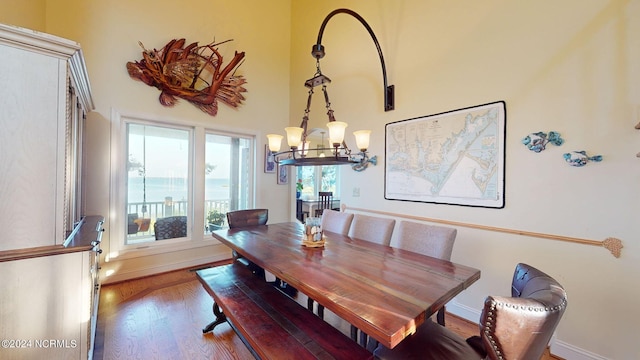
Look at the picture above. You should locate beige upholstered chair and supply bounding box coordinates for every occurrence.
[321,209,354,235]
[348,214,395,246]
[392,221,457,326]
[346,214,395,344]
[374,263,568,360]
[308,209,355,314]
[392,221,456,262]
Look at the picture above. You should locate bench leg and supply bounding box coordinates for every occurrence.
[436,306,445,326]
[202,302,227,334]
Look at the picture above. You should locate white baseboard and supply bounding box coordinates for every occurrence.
[446,300,608,360]
[101,249,231,284]
[551,340,611,360]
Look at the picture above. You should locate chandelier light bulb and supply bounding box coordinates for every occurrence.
[326,121,347,147]
[266,134,283,152]
[298,141,310,156]
[284,127,304,148]
[353,130,371,151]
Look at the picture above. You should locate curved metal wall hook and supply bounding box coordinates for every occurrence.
[312,8,395,112]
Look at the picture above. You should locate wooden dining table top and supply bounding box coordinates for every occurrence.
[211,221,481,349]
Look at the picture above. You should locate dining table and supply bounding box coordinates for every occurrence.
[211,221,481,349]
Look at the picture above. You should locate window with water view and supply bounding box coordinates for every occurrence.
[125,122,253,245]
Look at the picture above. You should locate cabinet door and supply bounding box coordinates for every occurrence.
[0,43,67,251]
[0,252,90,359]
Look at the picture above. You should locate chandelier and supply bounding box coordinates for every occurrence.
[266,8,394,172]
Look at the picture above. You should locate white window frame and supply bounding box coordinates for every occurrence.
[108,109,256,260]
[297,165,341,199]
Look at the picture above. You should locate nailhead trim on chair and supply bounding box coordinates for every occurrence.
[482,297,568,360]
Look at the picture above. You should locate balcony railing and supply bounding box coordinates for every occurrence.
[126,199,230,241]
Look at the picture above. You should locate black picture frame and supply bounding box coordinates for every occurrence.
[385,101,506,208]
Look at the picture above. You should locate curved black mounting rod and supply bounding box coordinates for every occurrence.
[311,8,395,111]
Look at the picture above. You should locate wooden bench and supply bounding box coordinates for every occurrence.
[196,262,373,360]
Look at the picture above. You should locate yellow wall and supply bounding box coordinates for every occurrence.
[1,0,639,358]
[0,0,294,289]
[0,0,46,31]
[34,0,292,283]
[291,1,640,359]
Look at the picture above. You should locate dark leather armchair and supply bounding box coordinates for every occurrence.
[226,209,268,227]
[226,209,268,280]
[374,263,568,360]
[226,208,297,297]
[154,216,187,240]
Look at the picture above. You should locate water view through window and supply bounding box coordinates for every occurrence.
[125,122,254,244]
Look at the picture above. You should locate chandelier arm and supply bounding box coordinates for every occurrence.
[322,84,352,154]
[313,8,394,111]
[300,88,314,144]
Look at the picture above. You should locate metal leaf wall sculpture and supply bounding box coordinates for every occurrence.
[126,38,246,116]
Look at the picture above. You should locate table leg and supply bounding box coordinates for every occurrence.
[202,302,227,333]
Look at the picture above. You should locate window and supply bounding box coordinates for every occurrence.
[117,113,256,248]
[204,132,253,233]
[126,123,191,244]
[296,166,340,199]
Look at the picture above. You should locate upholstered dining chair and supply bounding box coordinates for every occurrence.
[314,191,333,217]
[154,216,187,240]
[392,221,457,326]
[308,209,355,314]
[346,214,395,344]
[320,209,354,235]
[348,214,396,246]
[374,263,568,360]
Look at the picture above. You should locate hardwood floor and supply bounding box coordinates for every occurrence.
[93,262,559,360]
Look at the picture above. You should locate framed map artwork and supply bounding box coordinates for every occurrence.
[385,101,506,208]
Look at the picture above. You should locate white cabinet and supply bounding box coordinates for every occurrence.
[0,216,104,360]
[0,23,93,252]
[0,23,98,360]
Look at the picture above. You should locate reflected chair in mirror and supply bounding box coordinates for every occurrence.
[392,221,457,326]
[226,209,269,280]
[348,214,396,246]
[153,216,187,240]
[314,191,333,217]
[374,263,568,360]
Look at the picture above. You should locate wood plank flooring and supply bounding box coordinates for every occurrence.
[93,262,559,360]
